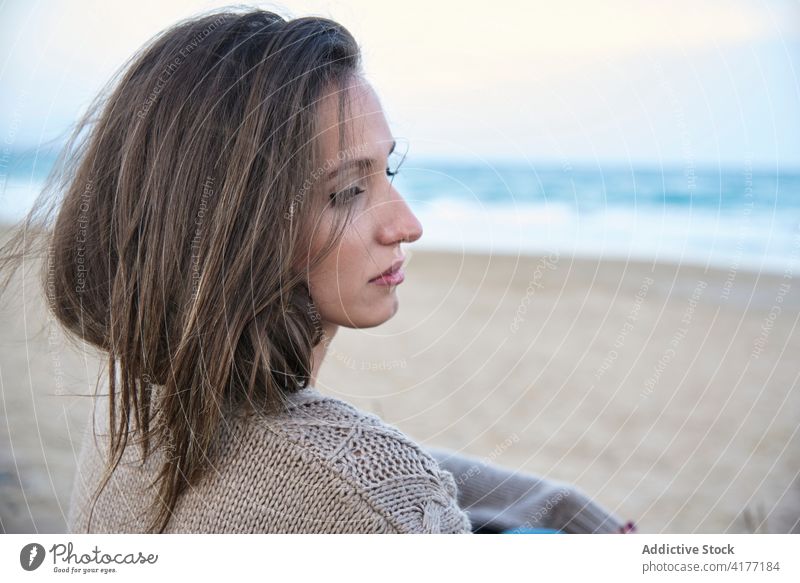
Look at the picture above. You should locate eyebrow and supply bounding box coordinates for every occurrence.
[325,140,396,182]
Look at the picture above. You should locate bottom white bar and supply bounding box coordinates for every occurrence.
[2,534,797,582]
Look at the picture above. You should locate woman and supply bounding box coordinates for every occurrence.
[1,8,633,534]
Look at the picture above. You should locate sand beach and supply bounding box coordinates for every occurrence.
[1,247,798,533]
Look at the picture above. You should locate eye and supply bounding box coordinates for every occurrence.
[329,186,365,205]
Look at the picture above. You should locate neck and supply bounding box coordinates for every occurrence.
[310,321,337,387]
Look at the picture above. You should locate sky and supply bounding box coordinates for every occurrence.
[1,0,799,170]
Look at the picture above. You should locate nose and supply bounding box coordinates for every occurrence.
[376,184,423,246]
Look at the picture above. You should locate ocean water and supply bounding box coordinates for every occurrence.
[2,152,798,274]
[395,161,800,275]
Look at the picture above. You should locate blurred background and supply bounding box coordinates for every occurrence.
[1,0,799,533]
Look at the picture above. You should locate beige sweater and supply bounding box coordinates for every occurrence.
[67,386,624,533]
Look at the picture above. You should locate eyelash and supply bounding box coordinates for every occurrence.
[329,186,365,205]
[329,166,399,204]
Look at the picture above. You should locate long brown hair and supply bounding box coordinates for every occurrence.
[1,7,363,532]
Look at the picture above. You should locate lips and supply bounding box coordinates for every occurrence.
[369,258,405,283]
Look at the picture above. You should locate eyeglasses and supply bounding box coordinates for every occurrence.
[386,137,410,185]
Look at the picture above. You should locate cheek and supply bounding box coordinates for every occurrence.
[308,217,369,306]
[335,227,370,293]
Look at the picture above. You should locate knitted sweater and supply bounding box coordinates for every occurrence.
[67,386,624,534]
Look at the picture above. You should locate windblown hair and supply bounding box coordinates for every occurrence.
[1,8,363,532]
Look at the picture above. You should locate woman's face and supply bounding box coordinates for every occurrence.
[305,78,423,330]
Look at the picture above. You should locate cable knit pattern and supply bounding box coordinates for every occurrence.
[67,386,472,533]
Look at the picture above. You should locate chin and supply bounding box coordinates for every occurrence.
[346,297,399,329]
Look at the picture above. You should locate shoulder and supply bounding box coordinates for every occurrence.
[68,388,471,533]
[246,387,472,534]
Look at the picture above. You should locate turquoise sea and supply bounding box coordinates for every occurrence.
[2,150,798,274]
[394,160,800,274]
